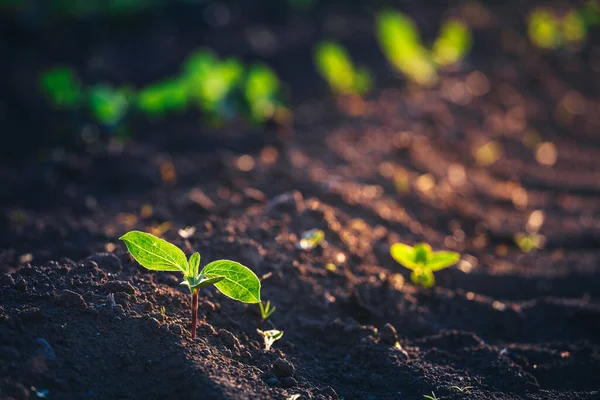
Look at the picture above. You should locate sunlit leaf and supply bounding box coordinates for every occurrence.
[202,260,261,303]
[120,230,188,274]
[390,243,419,270]
[427,251,460,271]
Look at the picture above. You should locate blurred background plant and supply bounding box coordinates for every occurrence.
[527,1,600,50]
[314,41,372,96]
[376,9,472,86]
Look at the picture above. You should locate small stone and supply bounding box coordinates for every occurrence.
[201,349,212,357]
[103,281,135,294]
[272,358,295,378]
[0,273,15,287]
[218,329,241,350]
[281,377,298,388]
[265,377,278,386]
[34,338,56,360]
[197,323,216,336]
[321,387,338,399]
[170,324,183,335]
[379,323,399,345]
[57,290,87,309]
[13,278,27,292]
[200,300,216,312]
[85,253,122,271]
[265,191,304,214]
[368,373,384,388]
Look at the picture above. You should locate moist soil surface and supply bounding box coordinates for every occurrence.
[2,2,600,400]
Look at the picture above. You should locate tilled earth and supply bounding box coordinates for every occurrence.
[2,1,600,399]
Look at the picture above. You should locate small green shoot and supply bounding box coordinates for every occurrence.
[257,329,283,351]
[120,230,261,338]
[423,392,439,400]
[390,243,460,288]
[432,20,472,66]
[258,300,276,322]
[160,305,166,316]
[514,232,545,252]
[39,67,82,108]
[314,41,372,96]
[88,85,129,126]
[450,386,473,393]
[297,229,325,250]
[244,64,282,123]
[528,8,587,50]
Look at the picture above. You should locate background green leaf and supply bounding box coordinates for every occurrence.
[427,251,460,271]
[120,231,188,274]
[202,260,261,303]
[390,243,419,270]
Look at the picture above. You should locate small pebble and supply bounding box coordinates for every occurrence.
[280,376,298,388]
[57,290,87,309]
[272,358,295,378]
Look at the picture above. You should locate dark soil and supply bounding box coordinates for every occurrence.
[1,1,600,399]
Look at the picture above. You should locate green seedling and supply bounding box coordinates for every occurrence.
[39,67,82,108]
[257,329,283,351]
[514,232,545,252]
[137,78,190,117]
[376,9,437,86]
[314,41,372,96]
[120,231,261,338]
[376,9,473,85]
[423,392,439,400]
[432,19,472,66]
[297,229,325,250]
[390,243,460,288]
[244,64,281,123]
[528,8,587,50]
[450,386,473,393]
[88,84,130,126]
[160,305,166,316]
[258,300,276,322]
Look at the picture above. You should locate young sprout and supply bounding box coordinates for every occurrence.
[160,306,166,316]
[390,243,460,288]
[297,229,325,250]
[423,392,439,400]
[314,41,372,96]
[432,20,472,66]
[39,67,82,108]
[514,232,546,252]
[244,64,282,123]
[258,300,276,322]
[257,329,283,351]
[450,386,473,393]
[376,9,437,86]
[120,231,261,338]
[88,85,129,126]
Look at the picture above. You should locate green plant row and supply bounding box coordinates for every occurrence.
[40,49,285,128]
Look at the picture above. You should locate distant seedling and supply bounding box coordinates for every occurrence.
[390,242,460,288]
[528,7,588,50]
[120,231,261,338]
[376,9,472,85]
[423,392,440,400]
[259,300,276,322]
[257,329,283,351]
[314,41,372,96]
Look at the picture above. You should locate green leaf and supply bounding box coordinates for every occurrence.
[189,252,201,277]
[190,275,225,290]
[120,231,188,274]
[202,260,261,303]
[390,243,419,270]
[427,251,460,271]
